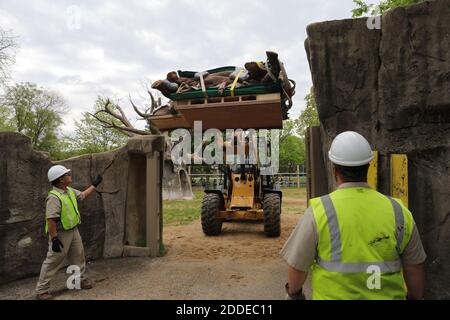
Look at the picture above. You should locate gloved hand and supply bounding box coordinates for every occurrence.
[285,283,305,300]
[92,175,103,188]
[51,237,64,253]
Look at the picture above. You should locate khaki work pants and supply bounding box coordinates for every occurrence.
[35,227,87,294]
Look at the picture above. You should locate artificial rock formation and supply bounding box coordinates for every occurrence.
[306,0,450,299]
[0,132,164,284]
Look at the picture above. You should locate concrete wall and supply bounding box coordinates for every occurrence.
[0,133,164,284]
[305,0,450,299]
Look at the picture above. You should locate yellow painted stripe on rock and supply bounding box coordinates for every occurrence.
[391,154,408,208]
[367,151,378,190]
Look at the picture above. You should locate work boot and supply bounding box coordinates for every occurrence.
[36,292,54,300]
[81,279,94,290]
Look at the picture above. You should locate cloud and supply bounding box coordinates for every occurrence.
[1,0,356,133]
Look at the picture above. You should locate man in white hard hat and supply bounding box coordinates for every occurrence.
[281,131,426,300]
[35,165,103,300]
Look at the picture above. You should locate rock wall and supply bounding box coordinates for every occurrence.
[0,132,164,284]
[306,0,450,299]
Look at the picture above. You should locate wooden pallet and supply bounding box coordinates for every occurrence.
[148,113,191,131]
[174,93,283,130]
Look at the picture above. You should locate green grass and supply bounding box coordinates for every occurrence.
[163,188,308,226]
[163,190,204,226]
[281,187,308,215]
[280,187,307,199]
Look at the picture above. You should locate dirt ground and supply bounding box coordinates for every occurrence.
[0,192,306,300]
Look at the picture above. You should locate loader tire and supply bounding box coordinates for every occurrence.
[201,193,224,236]
[263,193,281,237]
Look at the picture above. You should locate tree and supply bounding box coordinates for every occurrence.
[277,87,320,169]
[280,119,298,144]
[48,136,81,161]
[352,0,424,17]
[0,104,14,130]
[0,27,17,86]
[89,84,163,136]
[279,135,305,171]
[90,87,194,203]
[73,96,129,154]
[297,87,320,138]
[1,82,66,154]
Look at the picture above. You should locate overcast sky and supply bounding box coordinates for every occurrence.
[0,0,356,133]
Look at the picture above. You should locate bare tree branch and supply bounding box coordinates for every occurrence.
[101,99,134,128]
[147,88,156,114]
[92,87,168,138]
[89,111,150,136]
[129,94,151,119]
[128,92,162,135]
[0,27,18,85]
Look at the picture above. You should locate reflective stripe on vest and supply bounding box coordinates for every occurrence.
[388,197,404,253]
[320,195,342,261]
[45,187,80,233]
[310,187,414,300]
[317,194,404,273]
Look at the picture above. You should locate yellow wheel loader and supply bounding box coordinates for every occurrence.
[201,137,282,237]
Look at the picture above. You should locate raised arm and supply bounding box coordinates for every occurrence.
[81,175,103,199]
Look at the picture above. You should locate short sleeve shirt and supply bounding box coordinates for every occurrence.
[45,187,84,220]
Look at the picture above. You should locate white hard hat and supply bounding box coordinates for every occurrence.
[328,131,374,167]
[48,165,71,182]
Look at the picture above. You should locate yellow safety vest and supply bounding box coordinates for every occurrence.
[310,187,413,300]
[45,187,81,233]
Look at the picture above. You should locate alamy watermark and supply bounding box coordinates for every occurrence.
[170,121,280,175]
[366,16,381,30]
[66,265,81,290]
[366,265,381,290]
[66,5,82,31]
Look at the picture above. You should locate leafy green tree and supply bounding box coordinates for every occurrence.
[279,135,305,171]
[280,119,298,143]
[277,87,320,169]
[72,96,129,154]
[49,136,82,161]
[352,0,424,17]
[297,87,320,138]
[1,82,66,154]
[0,104,14,130]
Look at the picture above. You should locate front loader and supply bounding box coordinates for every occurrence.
[201,138,282,237]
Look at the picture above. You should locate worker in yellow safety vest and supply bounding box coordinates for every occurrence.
[281,131,426,300]
[35,165,103,300]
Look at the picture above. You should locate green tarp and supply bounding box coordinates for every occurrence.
[170,67,282,101]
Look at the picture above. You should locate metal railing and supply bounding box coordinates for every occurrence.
[188,170,307,189]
